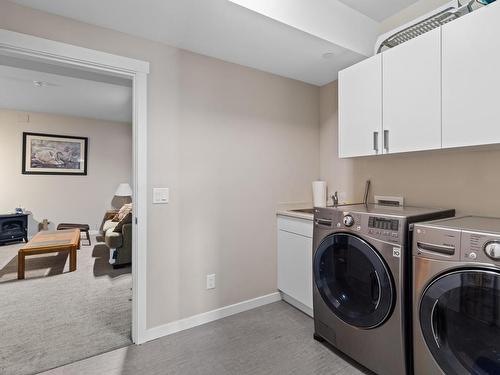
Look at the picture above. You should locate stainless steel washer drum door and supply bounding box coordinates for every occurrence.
[314,233,394,329]
[420,269,500,375]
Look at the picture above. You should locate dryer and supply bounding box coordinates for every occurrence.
[413,216,500,375]
[313,204,454,375]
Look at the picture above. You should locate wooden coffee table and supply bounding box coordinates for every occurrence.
[18,229,81,280]
[57,223,91,246]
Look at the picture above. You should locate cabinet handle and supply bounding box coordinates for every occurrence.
[373,131,379,153]
[384,130,389,152]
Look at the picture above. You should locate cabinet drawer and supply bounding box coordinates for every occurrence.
[277,215,313,238]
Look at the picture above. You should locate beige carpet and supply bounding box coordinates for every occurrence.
[0,236,132,375]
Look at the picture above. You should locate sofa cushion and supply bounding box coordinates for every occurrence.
[103,219,118,232]
[112,203,133,222]
[113,212,132,233]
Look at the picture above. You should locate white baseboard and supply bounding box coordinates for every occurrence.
[280,292,313,318]
[143,292,281,343]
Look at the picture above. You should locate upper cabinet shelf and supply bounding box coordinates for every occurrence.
[338,2,500,158]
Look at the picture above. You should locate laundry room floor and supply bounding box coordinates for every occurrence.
[41,301,370,375]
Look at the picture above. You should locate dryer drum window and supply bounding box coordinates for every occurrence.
[420,269,500,375]
[314,233,394,329]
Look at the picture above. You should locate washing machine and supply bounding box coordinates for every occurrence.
[413,216,500,375]
[313,204,455,375]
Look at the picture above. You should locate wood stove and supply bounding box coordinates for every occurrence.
[0,214,28,245]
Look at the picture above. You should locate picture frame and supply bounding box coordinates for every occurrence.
[22,132,88,175]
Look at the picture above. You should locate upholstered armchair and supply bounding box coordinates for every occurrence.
[99,205,132,267]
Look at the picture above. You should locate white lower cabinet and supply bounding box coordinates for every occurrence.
[277,215,313,317]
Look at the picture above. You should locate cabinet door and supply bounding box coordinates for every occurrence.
[339,54,382,158]
[442,3,500,148]
[383,28,442,154]
[277,229,313,309]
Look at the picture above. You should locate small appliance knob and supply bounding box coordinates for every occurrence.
[468,252,477,260]
[484,242,500,260]
[343,215,354,227]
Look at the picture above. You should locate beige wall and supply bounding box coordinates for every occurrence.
[320,80,500,216]
[0,1,320,328]
[320,0,500,213]
[0,109,132,234]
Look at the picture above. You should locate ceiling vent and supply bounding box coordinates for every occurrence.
[375,0,494,54]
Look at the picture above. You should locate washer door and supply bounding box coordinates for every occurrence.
[420,269,500,375]
[314,233,394,329]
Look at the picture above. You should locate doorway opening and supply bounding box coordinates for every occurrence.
[0,29,149,374]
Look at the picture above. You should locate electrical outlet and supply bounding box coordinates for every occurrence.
[206,274,216,290]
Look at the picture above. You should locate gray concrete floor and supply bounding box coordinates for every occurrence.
[40,301,369,375]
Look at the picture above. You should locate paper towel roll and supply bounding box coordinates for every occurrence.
[312,181,327,207]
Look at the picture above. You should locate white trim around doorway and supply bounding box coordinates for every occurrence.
[0,29,150,344]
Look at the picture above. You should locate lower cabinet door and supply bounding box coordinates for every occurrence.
[277,229,313,310]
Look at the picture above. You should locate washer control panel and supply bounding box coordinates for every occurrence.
[332,212,402,244]
[367,216,400,242]
[313,207,404,245]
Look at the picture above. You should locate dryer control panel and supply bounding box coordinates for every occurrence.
[414,216,500,265]
[462,231,500,263]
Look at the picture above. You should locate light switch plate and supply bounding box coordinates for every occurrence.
[153,188,169,204]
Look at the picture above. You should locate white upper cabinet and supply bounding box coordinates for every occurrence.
[442,3,500,148]
[382,28,442,154]
[339,54,382,158]
[339,3,499,158]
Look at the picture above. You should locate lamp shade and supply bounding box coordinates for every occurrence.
[115,183,132,197]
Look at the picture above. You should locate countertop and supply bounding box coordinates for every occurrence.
[276,208,314,221]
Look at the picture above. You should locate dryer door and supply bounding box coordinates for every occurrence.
[314,233,394,328]
[420,269,500,375]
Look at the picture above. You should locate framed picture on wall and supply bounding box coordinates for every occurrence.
[22,132,88,175]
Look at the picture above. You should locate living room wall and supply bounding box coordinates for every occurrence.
[0,109,132,236]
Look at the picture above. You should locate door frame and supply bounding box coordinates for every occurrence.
[0,29,150,344]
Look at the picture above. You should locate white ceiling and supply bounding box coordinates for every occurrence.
[0,57,132,122]
[10,0,420,85]
[337,0,420,22]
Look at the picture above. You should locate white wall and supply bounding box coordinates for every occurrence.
[0,109,132,234]
[0,1,320,328]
